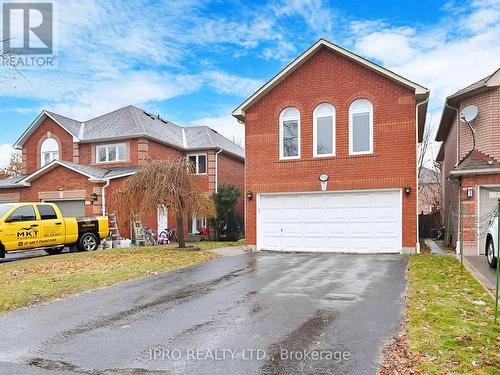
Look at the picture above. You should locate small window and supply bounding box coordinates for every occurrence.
[40,138,59,166]
[37,205,58,220]
[349,99,373,155]
[313,103,335,157]
[7,205,36,222]
[96,143,127,163]
[188,154,207,175]
[279,107,300,159]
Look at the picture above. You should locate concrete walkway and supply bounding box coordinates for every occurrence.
[424,239,448,255]
[209,246,247,257]
[464,255,497,293]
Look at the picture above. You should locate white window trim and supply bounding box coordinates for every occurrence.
[96,143,127,164]
[187,153,208,175]
[349,99,374,155]
[40,138,60,166]
[313,103,336,158]
[279,107,301,160]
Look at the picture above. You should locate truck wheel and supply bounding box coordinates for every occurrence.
[78,233,98,251]
[45,247,64,255]
[486,238,497,269]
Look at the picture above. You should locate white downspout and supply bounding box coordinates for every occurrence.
[416,96,429,254]
[214,149,223,193]
[102,179,110,216]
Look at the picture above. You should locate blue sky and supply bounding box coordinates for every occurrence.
[0,0,499,166]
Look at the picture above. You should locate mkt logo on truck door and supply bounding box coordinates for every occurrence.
[17,226,39,240]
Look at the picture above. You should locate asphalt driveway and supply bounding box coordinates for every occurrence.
[0,252,407,375]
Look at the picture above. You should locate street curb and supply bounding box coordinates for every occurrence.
[457,254,495,299]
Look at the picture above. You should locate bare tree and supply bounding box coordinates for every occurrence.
[417,119,443,213]
[112,158,216,248]
[0,151,23,179]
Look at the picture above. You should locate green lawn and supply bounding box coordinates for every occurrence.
[408,255,500,374]
[196,239,245,250]
[0,246,219,314]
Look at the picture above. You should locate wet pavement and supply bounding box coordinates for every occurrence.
[0,252,408,374]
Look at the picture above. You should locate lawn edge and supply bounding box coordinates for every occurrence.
[0,250,220,316]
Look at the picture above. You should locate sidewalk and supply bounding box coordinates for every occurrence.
[424,239,449,255]
[209,246,247,257]
[464,256,496,294]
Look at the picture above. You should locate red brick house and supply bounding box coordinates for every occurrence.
[0,105,245,238]
[233,39,429,253]
[436,68,500,255]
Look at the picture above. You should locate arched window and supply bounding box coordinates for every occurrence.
[40,137,59,166]
[279,107,300,159]
[313,103,335,157]
[349,99,373,155]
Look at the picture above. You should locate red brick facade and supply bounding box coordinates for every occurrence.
[2,115,244,239]
[243,47,420,249]
[438,84,500,255]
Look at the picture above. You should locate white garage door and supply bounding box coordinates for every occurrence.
[47,200,86,217]
[258,190,402,253]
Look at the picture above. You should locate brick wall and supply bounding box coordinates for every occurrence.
[244,47,418,248]
[217,152,245,216]
[460,173,500,255]
[23,117,74,174]
[459,88,500,162]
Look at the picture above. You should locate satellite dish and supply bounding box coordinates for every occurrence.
[460,105,478,123]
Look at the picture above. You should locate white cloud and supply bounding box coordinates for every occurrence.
[204,71,264,98]
[0,144,15,168]
[274,0,336,35]
[190,113,245,147]
[351,1,500,128]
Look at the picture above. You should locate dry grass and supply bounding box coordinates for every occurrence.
[0,246,217,314]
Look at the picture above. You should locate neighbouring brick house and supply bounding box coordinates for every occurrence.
[233,39,429,253]
[0,105,245,239]
[418,167,441,215]
[436,68,500,255]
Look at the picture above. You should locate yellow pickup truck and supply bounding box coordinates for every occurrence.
[0,202,109,258]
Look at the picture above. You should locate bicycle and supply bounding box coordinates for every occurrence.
[143,227,157,246]
[159,227,177,244]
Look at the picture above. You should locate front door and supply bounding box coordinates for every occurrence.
[2,204,41,251]
[157,205,168,236]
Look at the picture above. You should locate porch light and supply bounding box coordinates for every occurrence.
[404,185,411,198]
[466,187,473,199]
[91,192,98,202]
[247,191,254,201]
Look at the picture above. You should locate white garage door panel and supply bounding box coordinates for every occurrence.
[258,190,402,253]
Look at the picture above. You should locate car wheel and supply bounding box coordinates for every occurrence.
[44,247,64,255]
[486,238,497,269]
[78,233,98,251]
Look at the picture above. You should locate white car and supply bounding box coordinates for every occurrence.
[486,217,498,268]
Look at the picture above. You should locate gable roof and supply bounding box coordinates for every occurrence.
[435,68,500,142]
[14,106,244,159]
[0,160,139,189]
[419,167,440,184]
[450,150,500,176]
[232,39,429,124]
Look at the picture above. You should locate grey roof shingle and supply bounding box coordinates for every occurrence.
[45,111,82,138]
[55,160,138,179]
[453,151,500,172]
[419,167,439,184]
[45,105,244,158]
[0,175,28,187]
